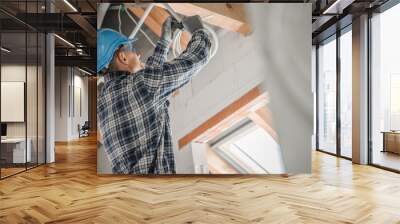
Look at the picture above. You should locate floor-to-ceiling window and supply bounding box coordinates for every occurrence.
[339,27,352,158]
[370,2,400,171]
[0,0,46,179]
[317,35,337,155]
[316,24,353,159]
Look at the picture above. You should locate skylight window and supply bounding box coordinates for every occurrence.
[214,122,285,174]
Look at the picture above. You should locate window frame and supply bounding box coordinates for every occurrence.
[0,0,48,180]
[315,24,353,161]
[367,0,400,173]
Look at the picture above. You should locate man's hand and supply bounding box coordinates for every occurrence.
[161,17,173,43]
[182,15,204,34]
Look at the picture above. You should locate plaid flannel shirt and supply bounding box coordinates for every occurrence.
[98,29,211,174]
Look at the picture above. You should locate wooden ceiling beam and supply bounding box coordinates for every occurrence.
[247,107,278,143]
[178,87,267,148]
[128,6,190,50]
[128,7,162,37]
[157,3,252,36]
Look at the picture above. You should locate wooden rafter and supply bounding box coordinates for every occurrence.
[128,6,190,50]
[157,3,252,36]
[247,107,278,143]
[206,144,239,174]
[129,3,252,47]
[178,87,269,149]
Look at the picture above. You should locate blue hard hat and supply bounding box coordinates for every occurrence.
[97,28,136,73]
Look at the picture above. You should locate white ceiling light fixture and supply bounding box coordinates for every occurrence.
[78,67,92,76]
[54,34,75,48]
[1,47,11,53]
[63,0,78,12]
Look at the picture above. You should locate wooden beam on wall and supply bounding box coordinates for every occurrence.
[128,6,190,50]
[192,90,269,145]
[247,107,279,142]
[206,144,239,174]
[128,7,162,36]
[178,87,262,149]
[158,3,252,36]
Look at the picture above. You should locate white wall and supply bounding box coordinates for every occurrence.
[1,65,42,137]
[71,73,89,138]
[169,4,312,174]
[249,4,312,173]
[169,27,265,173]
[1,66,26,139]
[55,67,68,141]
[54,67,89,141]
[191,142,209,174]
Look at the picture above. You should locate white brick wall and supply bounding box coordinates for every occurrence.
[169,27,270,173]
[169,4,312,174]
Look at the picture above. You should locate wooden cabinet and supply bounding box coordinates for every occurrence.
[382,132,400,154]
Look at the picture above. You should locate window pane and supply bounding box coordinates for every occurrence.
[318,37,337,154]
[233,127,284,174]
[27,31,38,169]
[1,30,28,177]
[340,29,352,158]
[371,3,400,171]
[216,122,284,174]
[0,0,46,178]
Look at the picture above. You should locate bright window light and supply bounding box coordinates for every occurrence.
[318,37,337,154]
[218,124,285,174]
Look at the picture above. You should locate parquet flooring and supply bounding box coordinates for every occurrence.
[1,134,399,223]
[1,167,26,178]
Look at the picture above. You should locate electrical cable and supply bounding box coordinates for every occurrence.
[116,3,219,63]
[171,23,219,60]
[128,4,155,39]
[118,5,122,33]
[163,3,219,94]
[123,7,156,47]
[163,3,219,60]
[116,4,157,47]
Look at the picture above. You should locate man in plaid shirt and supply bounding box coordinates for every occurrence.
[97,16,211,174]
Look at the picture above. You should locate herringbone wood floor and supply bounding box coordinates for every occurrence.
[1,135,400,224]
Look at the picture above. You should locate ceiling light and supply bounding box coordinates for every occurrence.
[54,34,75,48]
[78,67,92,76]
[1,47,11,53]
[323,0,341,14]
[323,0,353,15]
[63,0,78,12]
[76,48,85,55]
